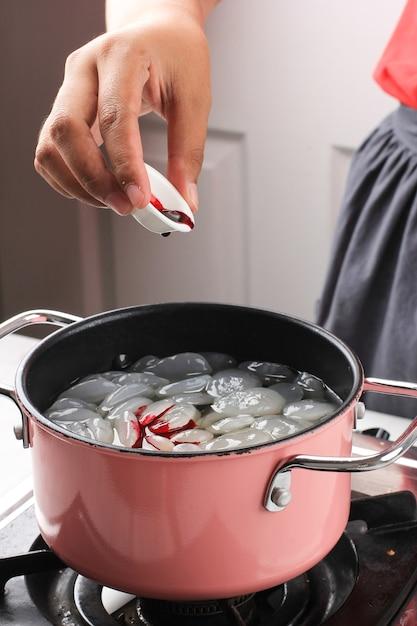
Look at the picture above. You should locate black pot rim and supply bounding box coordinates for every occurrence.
[14,303,364,458]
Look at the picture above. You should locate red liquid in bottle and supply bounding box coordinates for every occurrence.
[150,194,194,230]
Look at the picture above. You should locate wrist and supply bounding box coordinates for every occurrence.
[106,0,215,31]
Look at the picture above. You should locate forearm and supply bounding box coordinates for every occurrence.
[106,0,219,30]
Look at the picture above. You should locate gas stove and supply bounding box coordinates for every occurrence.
[2,432,417,626]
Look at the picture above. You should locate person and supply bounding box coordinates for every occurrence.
[317,0,417,417]
[35,1,416,416]
[34,0,218,216]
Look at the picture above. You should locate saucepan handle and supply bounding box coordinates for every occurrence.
[264,377,417,512]
[0,310,82,447]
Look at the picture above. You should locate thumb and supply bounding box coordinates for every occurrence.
[166,91,210,212]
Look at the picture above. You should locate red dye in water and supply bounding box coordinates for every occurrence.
[131,418,144,448]
[134,405,147,419]
[150,418,196,436]
[130,402,197,449]
[138,403,175,427]
[150,194,194,230]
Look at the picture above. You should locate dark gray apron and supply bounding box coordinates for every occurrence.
[317,105,417,417]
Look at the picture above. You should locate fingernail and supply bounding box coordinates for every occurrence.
[188,182,199,212]
[105,191,133,216]
[125,183,145,209]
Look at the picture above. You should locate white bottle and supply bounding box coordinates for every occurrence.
[131,163,195,235]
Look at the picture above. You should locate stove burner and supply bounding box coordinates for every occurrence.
[137,594,256,625]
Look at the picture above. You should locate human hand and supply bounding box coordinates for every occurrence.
[34,4,211,215]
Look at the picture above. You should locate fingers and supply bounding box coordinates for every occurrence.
[36,50,133,215]
[34,144,106,207]
[96,50,151,209]
[35,23,211,217]
[166,66,210,212]
[34,160,73,199]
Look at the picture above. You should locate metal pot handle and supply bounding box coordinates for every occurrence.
[264,377,417,512]
[0,310,82,447]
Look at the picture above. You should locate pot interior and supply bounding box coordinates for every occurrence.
[19,303,362,421]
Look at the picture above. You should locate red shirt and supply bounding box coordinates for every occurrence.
[374,0,417,108]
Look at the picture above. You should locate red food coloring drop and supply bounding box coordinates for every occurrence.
[150,194,194,230]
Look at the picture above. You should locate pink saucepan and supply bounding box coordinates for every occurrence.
[1,303,417,600]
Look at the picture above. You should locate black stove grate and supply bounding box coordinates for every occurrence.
[0,545,64,595]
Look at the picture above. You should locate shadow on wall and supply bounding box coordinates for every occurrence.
[0,1,104,321]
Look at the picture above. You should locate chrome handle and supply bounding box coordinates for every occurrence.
[264,377,417,512]
[0,310,81,338]
[0,309,82,448]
